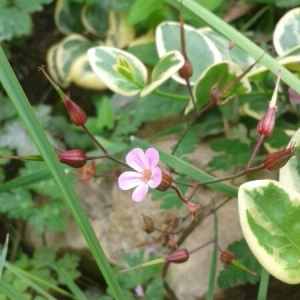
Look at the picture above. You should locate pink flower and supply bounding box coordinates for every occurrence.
[118,148,162,202]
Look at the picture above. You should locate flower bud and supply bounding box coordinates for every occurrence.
[165,248,189,264]
[263,146,295,171]
[186,202,198,221]
[220,251,236,264]
[57,149,87,168]
[142,214,155,234]
[256,106,276,137]
[64,94,87,126]
[178,53,193,79]
[156,168,173,191]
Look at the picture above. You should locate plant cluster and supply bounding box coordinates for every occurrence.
[2,0,300,299]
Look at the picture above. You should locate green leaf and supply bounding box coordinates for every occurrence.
[56,253,81,282]
[171,126,199,158]
[217,239,261,288]
[0,235,9,279]
[54,0,85,34]
[0,189,34,219]
[13,0,53,13]
[187,61,251,113]
[0,8,32,42]
[208,139,252,171]
[145,278,163,299]
[156,22,218,85]
[140,50,184,97]
[126,0,164,26]
[47,34,101,88]
[88,46,147,96]
[95,96,115,130]
[115,250,160,289]
[156,23,254,87]
[238,179,300,284]
[275,0,300,7]
[81,2,109,37]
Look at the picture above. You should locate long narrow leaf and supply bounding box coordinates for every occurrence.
[0,47,124,300]
[0,168,50,193]
[0,234,9,278]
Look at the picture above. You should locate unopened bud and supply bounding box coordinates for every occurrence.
[156,168,173,191]
[186,202,198,220]
[165,248,189,264]
[178,53,193,79]
[64,94,87,126]
[220,251,236,264]
[57,149,87,168]
[264,146,295,171]
[142,214,155,234]
[256,106,276,137]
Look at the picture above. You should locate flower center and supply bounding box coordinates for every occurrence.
[141,169,152,183]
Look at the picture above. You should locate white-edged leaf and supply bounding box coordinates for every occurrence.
[54,0,85,35]
[81,2,109,37]
[156,22,254,86]
[185,61,251,114]
[273,8,300,55]
[140,50,184,97]
[47,34,99,87]
[46,44,69,87]
[105,11,135,49]
[88,46,147,96]
[156,22,221,85]
[239,179,300,284]
[279,127,300,193]
[69,53,107,90]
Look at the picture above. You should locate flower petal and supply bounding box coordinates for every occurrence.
[126,148,147,172]
[118,171,142,190]
[148,166,162,188]
[132,183,149,201]
[145,148,159,168]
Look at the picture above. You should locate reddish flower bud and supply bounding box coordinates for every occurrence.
[64,94,87,126]
[186,202,198,220]
[57,149,87,168]
[156,168,173,192]
[178,53,193,79]
[256,106,276,137]
[142,214,155,234]
[220,251,236,264]
[263,146,295,171]
[165,248,189,264]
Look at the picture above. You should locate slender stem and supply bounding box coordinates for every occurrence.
[245,134,265,169]
[188,239,214,255]
[172,118,196,155]
[87,155,128,168]
[152,89,189,100]
[206,200,218,300]
[257,268,269,300]
[170,183,188,204]
[82,125,107,155]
